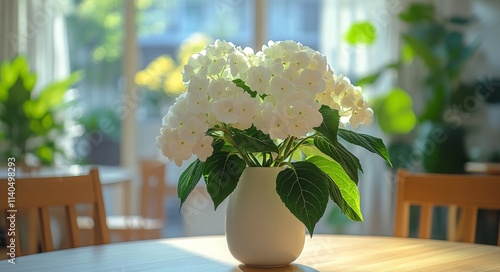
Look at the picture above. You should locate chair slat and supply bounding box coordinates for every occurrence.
[39,207,54,252]
[91,169,110,245]
[65,205,81,248]
[497,221,500,246]
[447,205,459,241]
[462,206,478,243]
[419,204,433,239]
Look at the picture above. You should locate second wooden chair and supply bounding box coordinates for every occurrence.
[394,169,500,245]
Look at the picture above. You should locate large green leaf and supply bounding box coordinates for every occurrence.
[314,105,340,141]
[276,161,329,235]
[178,159,204,208]
[344,21,377,45]
[231,126,278,153]
[298,141,325,158]
[203,151,246,209]
[338,129,392,167]
[314,135,362,184]
[307,155,363,221]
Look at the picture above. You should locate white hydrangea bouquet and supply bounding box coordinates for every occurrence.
[157,40,391,234]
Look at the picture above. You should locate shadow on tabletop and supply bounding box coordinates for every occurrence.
[235,264,319,272]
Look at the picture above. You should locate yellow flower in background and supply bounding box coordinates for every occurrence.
[135,33,212,97]
[164,67,184,95]
[178,33,212,66]
[149,55,175,76]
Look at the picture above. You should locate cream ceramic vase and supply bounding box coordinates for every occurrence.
[225,167,305,267]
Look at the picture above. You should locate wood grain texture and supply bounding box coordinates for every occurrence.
[1,235,499,271]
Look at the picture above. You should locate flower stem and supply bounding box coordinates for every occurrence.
[220,123,255,167]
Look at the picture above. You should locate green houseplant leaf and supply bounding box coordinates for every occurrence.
[178,159,204,208]
[231,126,279,153]
[402,34,440,70]
[372,88,417,134]
[338,129,392,167]
[314,105,340,141]
[276,161,329,235]
[27,71,82,118]
[307,155,363,221]
[203,151,246,209]
[399,3,434,23]
[314,135,362,184]
[344,21,377,45]
[313,105,362,184]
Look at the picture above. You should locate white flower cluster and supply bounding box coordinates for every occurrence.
[157,40,373,166]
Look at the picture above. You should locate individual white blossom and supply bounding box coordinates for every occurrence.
[246,66,271,95]
[212,97,238,124]
[178,116,208,144]
[192,136,214,162]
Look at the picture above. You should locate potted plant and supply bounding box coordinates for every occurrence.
[156,40,391,266]
[353,3,478,173]
[0,56,80,168]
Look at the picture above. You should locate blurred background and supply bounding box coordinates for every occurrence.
[1,0,499,240]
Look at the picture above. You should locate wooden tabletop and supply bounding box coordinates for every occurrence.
[1,235,499,271]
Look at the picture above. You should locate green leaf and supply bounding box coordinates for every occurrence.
[231,126,278,153]
[298,142,325,158]
[29,71,81,118]
[314,135,362,184]
[356,62,401,87]
[402,35,440,70]
[232,79,257,98]
[314,105,340,141]
[344,21,377,45]
[399,3,434,23]
[306,155,363,221]
[373,88,417,134]
[203,151,246,209]
[337,129,392,167]
[356,72,382,87]
[448,16,472,25]
[276,161,329,235]
[419,78,447,123]
[178,159,204,208]
[402,43,415,64]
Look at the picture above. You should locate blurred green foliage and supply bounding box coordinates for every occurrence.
[344,21,376,46]
[371,88,416,135]
[0,56,81,165]
[347,3,477,173]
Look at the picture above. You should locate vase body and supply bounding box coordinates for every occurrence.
[226,167,305,267]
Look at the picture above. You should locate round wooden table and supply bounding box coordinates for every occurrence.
[1,235,499,271]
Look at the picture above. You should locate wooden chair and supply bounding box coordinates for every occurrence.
[0,168,110,256]
[79,159,166,241]
[394,169,500,245]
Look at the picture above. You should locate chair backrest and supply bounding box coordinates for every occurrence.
[394,169,500,246]
[139,160,166,220]
[0,168,110,256]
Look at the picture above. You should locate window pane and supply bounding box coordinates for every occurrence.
[267,0,321,49]
[65,0,124,165]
